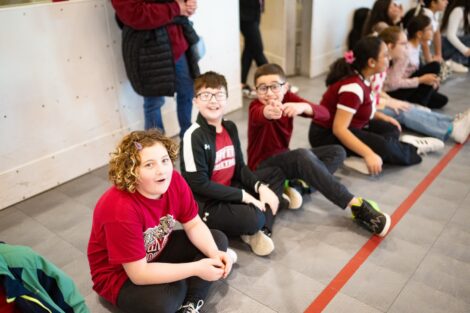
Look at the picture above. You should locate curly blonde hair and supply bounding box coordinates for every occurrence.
[108,129,179,193]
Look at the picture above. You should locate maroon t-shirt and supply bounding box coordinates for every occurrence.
[211,127,236,186]
[87,171,198,304]
[315,75,375,130]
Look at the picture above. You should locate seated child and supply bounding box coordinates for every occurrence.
[180,71,291,256]
[309,36,443,176]
[87,130,232,313]
[247,63,391,237]
[384,17,448,109]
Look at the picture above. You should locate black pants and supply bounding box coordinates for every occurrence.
[198,167,286,237]
[257,147,355,209]
[116,229,227,313]
[388,61,448,109]
[309,120,422,166]
[240,19,268,85]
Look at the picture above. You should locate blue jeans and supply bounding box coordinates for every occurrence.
[442,35,470,65]
[143,54,194,138]
[380,106,453,141]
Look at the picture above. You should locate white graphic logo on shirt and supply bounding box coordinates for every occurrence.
[213,146,235,171]
[143,214,175,262]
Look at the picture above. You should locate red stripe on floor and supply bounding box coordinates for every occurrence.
[304,142,466,313]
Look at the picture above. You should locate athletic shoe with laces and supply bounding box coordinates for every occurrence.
[240,230,274,256]
[451,111,470,144]
[226,248,238,264]
[283,180,303,209]
[400,135,444,154]
[242,85,257,99]
[177,299,204,313]
[351,198,391,237]
[446,59,468,73]
[288,178,313,195]
[343,156,370,175]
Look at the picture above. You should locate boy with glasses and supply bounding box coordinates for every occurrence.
[247,63,391,237]
[180,71,294,256]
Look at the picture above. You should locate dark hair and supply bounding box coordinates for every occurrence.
[402,5,424,29]
[379,26,403,45]
[326,36,383,86]
[441,0,470,34]
[363,0,395,36]
[407,14,431,39]
[194,71,228,96]
[254,63,287,86]
[347,8,371,50]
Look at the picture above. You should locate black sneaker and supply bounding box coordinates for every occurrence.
[177,300,204,313]
[288,179,313,195]
[351,198,391,237]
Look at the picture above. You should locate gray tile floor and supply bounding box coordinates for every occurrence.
[1,73,469,313]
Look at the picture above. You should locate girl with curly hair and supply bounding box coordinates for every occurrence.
[87,130,233,313]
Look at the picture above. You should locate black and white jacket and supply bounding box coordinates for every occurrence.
[180,114,260,205]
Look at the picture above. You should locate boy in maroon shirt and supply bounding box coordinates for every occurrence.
[247,63,391,237]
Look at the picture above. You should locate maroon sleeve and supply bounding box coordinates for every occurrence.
[111,0,180,30]
[249,100,271,126]
[283,91,330,122]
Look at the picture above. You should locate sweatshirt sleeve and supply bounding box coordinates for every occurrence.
[445,8,469,55]
[384,56,420,91]
[249,100,271,126]
[111,0,180,30]
[181,129,244,203]
[284,92,330,123]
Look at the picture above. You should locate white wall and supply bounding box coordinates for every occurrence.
[0,0,241,210]
[306,0,414,77]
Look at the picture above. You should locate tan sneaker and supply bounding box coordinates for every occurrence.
[241,230,274,256]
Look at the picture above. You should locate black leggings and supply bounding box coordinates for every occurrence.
[309,120,422,166]
[116,229,228,313]
[388,61,448,109]
[198,166,286,237]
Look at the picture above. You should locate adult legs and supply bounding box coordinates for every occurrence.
[240,20,268,85]
[174,55,194,138]
[116,230,227,313]
[143,96,165,131]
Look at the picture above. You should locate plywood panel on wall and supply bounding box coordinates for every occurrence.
[0,0,241,210]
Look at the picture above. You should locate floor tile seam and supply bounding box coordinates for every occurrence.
[303,141,466,313]
[225,283,280,313]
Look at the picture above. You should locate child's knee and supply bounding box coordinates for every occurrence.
[210,229,228,251]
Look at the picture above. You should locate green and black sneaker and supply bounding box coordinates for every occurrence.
[351,198,391,237]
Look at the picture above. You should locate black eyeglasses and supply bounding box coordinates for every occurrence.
[196,91,227,102]
[255,82,286,94]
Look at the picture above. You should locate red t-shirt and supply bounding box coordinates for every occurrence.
[111,0,188,61]
[0,286,20,313]
[211,127,236,186]
[315,75,375,130]
[87,170,198,305]
[247,91,330,170]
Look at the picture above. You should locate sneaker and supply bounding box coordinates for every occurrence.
[451,111,470,144]
[446,60,468,73]
[226,248,238,264]
[289,85,300,94]
[283,180,303,209]
[177,300,204,313]
[351,198,391,237]
[400,135,444,154]
[288,178,313,195]
[343,156,370,175]
[240,230,274,256]
[242,85,257,99]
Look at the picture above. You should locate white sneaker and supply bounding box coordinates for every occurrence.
[400,135,444,154]
[446,60,468,73]
[289,85,300,94]
[451,111,470,144]
[283,185,303,209]
[343,156,370,175]
[226,248,238,264]
[240,231,274,256]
